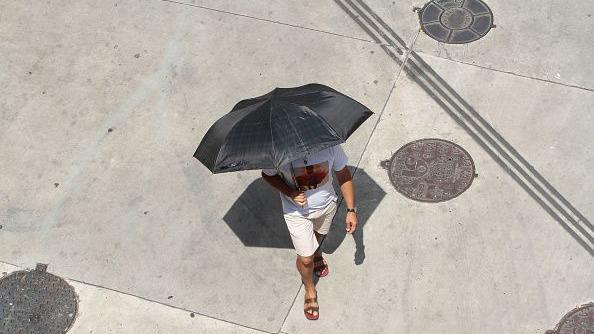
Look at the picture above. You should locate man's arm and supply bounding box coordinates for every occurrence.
[261,172,307,207]
[261,172,294,197]
[335,166,357,233]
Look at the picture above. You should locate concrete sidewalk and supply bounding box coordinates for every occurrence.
[1,0,592,333]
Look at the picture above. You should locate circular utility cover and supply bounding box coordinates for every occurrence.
[382,139,476,202]
[546,303,594,334]
[0,264,78,334]
[419,0,494,44]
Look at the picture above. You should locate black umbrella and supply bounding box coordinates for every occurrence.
[193,83,373,173]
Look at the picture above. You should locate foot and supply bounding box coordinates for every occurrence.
[313,255,329,278]
[304,289,319,320]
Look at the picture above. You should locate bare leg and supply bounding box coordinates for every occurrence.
[296,254,318,317]
[312,231,328,277]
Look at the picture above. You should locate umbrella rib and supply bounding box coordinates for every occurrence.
[284,101,344,141]
[211,107,258,171]
[280,106,303,190]
[280,105,307,156]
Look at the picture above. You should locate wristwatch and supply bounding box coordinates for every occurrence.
[346,207,357,213]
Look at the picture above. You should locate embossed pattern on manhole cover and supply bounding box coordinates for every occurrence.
[0,264,78,334]
[418,0,494,44]
[546,303,594,334]
[381,139,476,202]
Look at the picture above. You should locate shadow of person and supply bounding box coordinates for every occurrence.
[322,165,385,265]
[223,165,385,265]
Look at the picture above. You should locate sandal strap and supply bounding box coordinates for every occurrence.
[305,306,319,311]
[305,298,317,303]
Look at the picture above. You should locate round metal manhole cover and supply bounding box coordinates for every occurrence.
[0,264,78,334]
[418,0,494,44]
[381,139,476,202]
[546,303,594,334]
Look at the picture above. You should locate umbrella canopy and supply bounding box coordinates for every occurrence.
[194,83,373,173]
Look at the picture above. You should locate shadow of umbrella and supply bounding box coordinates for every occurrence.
[223,166,386,265]
[222,178,293,249]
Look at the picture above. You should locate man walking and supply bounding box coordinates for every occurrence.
[261,144,358,320]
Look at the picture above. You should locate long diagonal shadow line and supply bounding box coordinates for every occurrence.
[335,0,593,255]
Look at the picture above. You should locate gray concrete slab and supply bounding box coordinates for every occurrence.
[0,262,264,334]
[281,61,594,333]
[360,0,594,89]
[1,0,592,333]
[335,0,593,250]
[418,53,594,222]
[162,0,594,90]
[0,0,400,332]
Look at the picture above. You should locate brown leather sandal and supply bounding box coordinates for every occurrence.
[304,292,319,320]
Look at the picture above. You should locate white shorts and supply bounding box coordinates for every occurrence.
[283,200,338,257]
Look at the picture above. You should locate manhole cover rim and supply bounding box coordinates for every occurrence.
[550,302,594,333]
[386,138,476,203]
[0,267,79,333]
[418,0,495,44]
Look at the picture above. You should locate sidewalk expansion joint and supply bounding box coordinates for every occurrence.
[277,283,302,333]
[416,54,594,93]
[66,278,275,333]
[336,0,594,255]
[159,0,374,44]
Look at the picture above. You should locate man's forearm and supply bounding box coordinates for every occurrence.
[340,180,355,209]
[262,173,294,196]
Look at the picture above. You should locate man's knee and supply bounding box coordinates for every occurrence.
[298,254,314,266]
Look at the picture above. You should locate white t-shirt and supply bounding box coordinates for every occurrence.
[262,145,348,217]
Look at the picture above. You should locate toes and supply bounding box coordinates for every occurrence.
[305,307,318,316]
